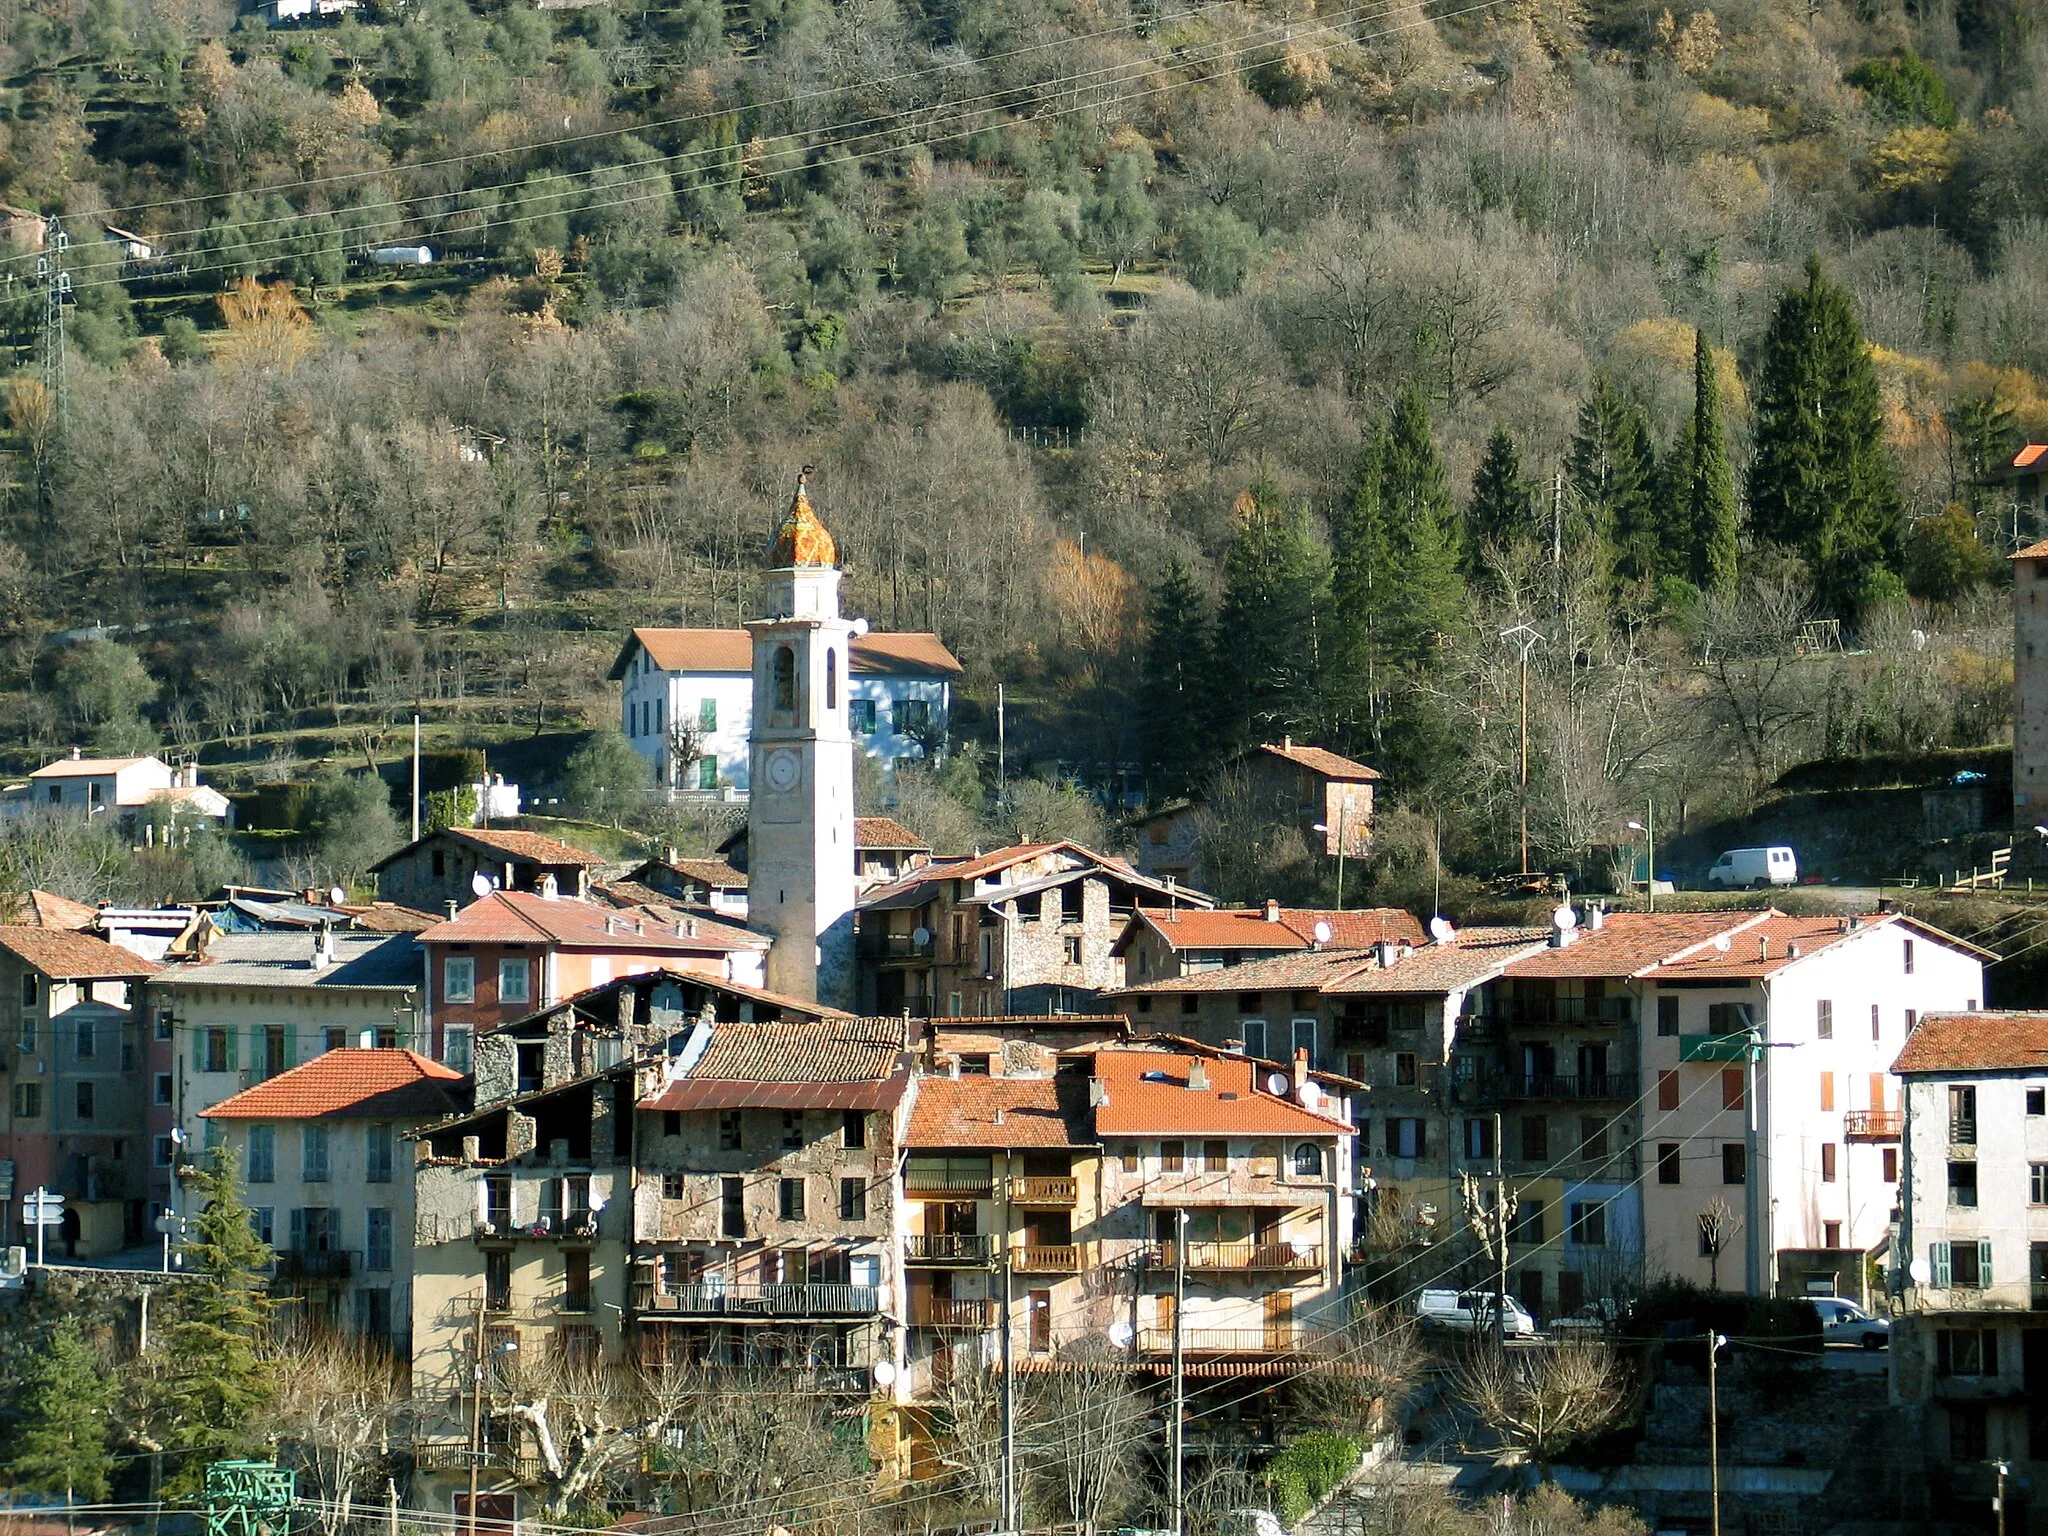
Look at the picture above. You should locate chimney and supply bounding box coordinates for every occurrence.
[444,900,459,920]
[665,845,679,867]
[1292,1047,1309,1101]
[1758,936,1770,961]
[1375,941,1397,969]
[1188,1060,1209,1091]
[69,746,81,761]
[1222,1038,1244,1054]
[538,873,559,900]
[309,921,335,971]
[1588,904,1605,931]
[1264,899,1281,924]
[1088,1077,1109,1107]
[1787,942,1801,958]
[1283,735,1292,751]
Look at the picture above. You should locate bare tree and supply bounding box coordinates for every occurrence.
[935,1358,1004,1519]
[1291,1309,1422,1440]
[1447,1340,1628,1468]
[1021,1335,1149,1536]
[268,1327,409,1536]
[1693,573,1821,799]
[1698,1198,1735,1290]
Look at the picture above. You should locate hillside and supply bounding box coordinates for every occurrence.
[0,0,2034,897]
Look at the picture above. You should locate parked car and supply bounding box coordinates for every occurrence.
[1705,846,1799,889]
[1415,1288,1538,1337]
[1809,1296,1889,1349]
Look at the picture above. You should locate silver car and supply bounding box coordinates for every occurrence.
[1810,1296,1889,1348]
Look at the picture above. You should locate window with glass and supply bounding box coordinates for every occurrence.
[74,1019,94,1060]
[778,1177,805,1221]
[443,1025,472,1073]
[1569,1201,1608,1247]
[1950,1085,1977,1144]
[720,1110,743,1150]
[75,1081,94,1120]
[840,1177,867,1220]
[1657,1142,1681,1184]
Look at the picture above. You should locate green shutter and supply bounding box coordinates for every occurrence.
[1932,1243,1951,1287]
[225,1028,239,1071]
[283,1025,297,1071]
[193,1026,205,1071]
[1981,1240,1994,1287]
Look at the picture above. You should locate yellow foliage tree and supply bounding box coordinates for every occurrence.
[217,277,315,373]
[1047,537,1140,661]
[1871,127,1956,192]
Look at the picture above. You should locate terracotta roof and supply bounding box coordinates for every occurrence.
[856,817,930,852]
[370,826,604,874]
[2013,539,2048,561]
[1500,911,1771,980]
[769,478,837,568]
[0,926,160,978]
[2017,444,2047,469]
[670,857,746,887]
[1128,906,1423,954]
[0,889,98,930]
[905,1074,1094,1148]
[609,628,963,679]
[417,891,766,952]
[1894,1012,2048,1076]
[1091,1047,1353,1137]
[1253,742,1380,781]
[28,755,153,778]
[340,903,440,933]
[864,843,1210,913]
[1638,911,1887,981]
[639,1017,909,1111]
[1119,929,1544,998]
[201,1048,468,1121]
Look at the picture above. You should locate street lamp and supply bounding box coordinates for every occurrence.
[1313,800,1350,911]
[1627,805,1655,913]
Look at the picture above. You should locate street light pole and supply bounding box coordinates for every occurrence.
[1499,626,1545,876]
[1627,804,1656,913]
[1708,1331,1727,1536]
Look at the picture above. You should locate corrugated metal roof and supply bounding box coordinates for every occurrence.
[152,931,421,991]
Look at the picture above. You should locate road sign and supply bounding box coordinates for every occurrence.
[22,1190,63,1226]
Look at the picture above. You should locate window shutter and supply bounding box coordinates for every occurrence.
[1932,1243,1952,1287]
[283,1025,298,1070]
[289,1207,305,1254]
[194,1028,205,1071]
[225,1028,239,1071]
[1981,1241,1995,1286]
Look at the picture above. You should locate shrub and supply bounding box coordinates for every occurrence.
[1265,1431,1360,1522]
[1846,52,1958,128]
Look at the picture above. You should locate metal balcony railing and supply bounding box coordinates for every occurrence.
[875,934,936,960]
[906,1234,994,1263]
[914,1298,999,1328]
[1153,1241,1320,1272]
[1012,1244,1081,1273]
[1844,1109,1904,1141]
[1491,998,1634,1026]
[1498,1073,1639,1101]
[1135,1328,1304,1355]
[275,1249,354,1280]
[1010,1177,1078,1205]
[904,1171,996,1197]
[645,1282,881,1317]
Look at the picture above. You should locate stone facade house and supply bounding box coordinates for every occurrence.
[1130,741,1380,889]
[371,827,604,912]
[1114,902,1424,986]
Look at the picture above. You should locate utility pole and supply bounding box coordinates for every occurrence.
[1996,1458,2010,1536]
[1499,627,1545,876]
[1628,804,1656,913]
[38,215,69,432]
[411,715,422,843]
[1707,1331,1726,1536]
[387,1479,400,1536]
[466,1297,486,1536]
[1170,1207,1189,1536]
[998,1218,1016,1533]
[1460,1166,1516,1351]
[1744,1026,1762,1295]
[996,682,1006,807]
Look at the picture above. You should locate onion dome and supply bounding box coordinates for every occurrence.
[769,467,837,568]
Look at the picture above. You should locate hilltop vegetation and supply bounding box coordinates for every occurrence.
[0,0,2034,894]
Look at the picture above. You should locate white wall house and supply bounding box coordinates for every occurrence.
[609,627,962,796]
[7,753,230,827]
[1635,912,1987,1294]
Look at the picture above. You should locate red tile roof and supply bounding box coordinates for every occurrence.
[201,1049,468,1120]
[1254,742,1380,781]
[1894,1012,2048,1076]
[610,628,962,679]
[905,1074,1094,1148]
[856,817,930,852]
[417,891,766,952]
[1130,906,1423,953]
[0,926,160,978]
[1500,911,1770,979]
[2013,538,2048,561]
[1092,1048,1352,1137]
[638,1017,909,1111]
[2016,444,2047,469]
[0,890,98,930]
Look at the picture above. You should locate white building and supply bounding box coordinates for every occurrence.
[200,1048,467,1345]
[608,624,961,796]
[1632,911,1988,1296]
[8,752,231,828]
[1888,1010,2048,1524]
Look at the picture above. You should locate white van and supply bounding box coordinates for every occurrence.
[1415,1288,1537,1337]
[1705,846,1799,889]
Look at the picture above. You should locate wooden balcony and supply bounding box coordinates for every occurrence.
[904,1171,995,1198]
[1010,1177,1078,1206]
[913,1298,999,1329]
[1844,1109,1903,1142]
[906,1233,994,1265]
[635,1282,880,1318]
[1012,1244,1081,1273]
[1154,1241,1321,1273]
[1135,1328,1305,1355]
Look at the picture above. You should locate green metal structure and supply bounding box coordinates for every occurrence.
[204,1460,296,1536]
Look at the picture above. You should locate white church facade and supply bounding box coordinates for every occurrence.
[609,625,961,796]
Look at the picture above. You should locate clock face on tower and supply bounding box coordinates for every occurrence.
[764,747,802,794]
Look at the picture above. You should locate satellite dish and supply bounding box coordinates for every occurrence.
[872,1360,897,1387]
[1299,1082,1321,1111]
[1552,904,1578,932]
[1107,1321,1134,1349]
[471,872,493,899]
[329,886,347,907]
[1713,933,1732,953]
[1312,921,1333,945]
[851,617,871,638]
[912,926,932,947]
[1266,1072,1291,1096]
[1429,915,1455,943]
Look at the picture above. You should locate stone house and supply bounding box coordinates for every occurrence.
[856,842,1205,1017]
[1129,741,1380,888]
[370,827,604,912]
[0,927,161,1255]
[200,1048,467,1345]
[1114,902,1425,986]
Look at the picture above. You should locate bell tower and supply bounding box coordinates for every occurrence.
[746,469,858,1007]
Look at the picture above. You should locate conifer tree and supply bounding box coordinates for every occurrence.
[1379,384,1467,668]
[1567,376,1659,587]
[1747,255,1904,614]
[1215,481,1331,748]
[156,1146,279,1489]
[1683,327,1740,594]
[1138,556,1214,795]
[9,1318,114,1506]
[1467,427,1534,570]
[1324,430,1389,751]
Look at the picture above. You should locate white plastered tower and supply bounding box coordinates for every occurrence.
[746,471,858,1007]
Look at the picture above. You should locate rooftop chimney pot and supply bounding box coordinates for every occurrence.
[1292,1047,1309,1100]
[1264,899,1281,924]
[1188,1060,1209,1091]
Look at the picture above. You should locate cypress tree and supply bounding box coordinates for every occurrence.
[10,1318,114,1506]
[156,1146,279,1489]
[1567,375,1659,587]
[1215,481,1331,748]
[1138,556,1214,795]
[1467,427,1534,568]
[1379,384,1467,668]
[1747,254,1904,614]
[1684,327,1740,594]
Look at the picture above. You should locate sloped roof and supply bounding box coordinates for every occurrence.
[624,856,746,889]
[0,889,98,930]
[1128,906,1423,954]
[1500,911,1773,980]
[1118,928,1545,998]
[28,755,155,779]
[369,825,605,874]
[609,628,963,679]
[151,931,420,992]
[906,1074,1094,1148]
[201,1048,468,1121]
[1638,910,1884,981]
[862,843,1212,912]
[2013,537,2048,561]
[1252,742,1380,781]
[483,965,847,1037]
[417,891,766,952]
[340,903,441,933]
[1894,1011,2048,1076]
[1091,1047,1353,1137]
[0,926,160,979]
[855,817,930,852]
[638,1017,909,1111]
